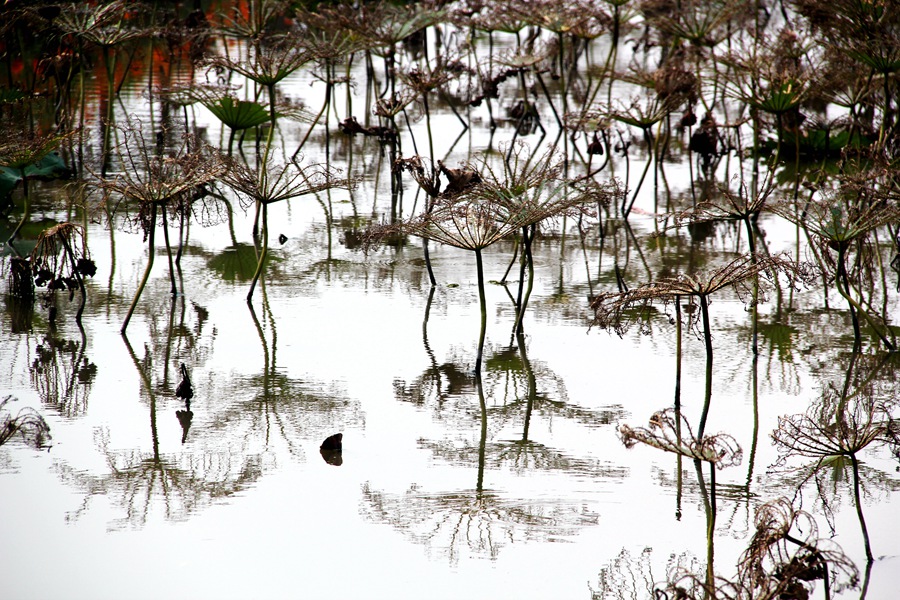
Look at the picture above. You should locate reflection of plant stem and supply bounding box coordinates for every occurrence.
[7,170,29,252]
[694,459,716,596]
[161,209,177,296]
[58,234,87,323]
[674,297,684,521]
[697,294,714,439]
[674,296,682,413]
[746,355,759,493]
[423,286,441,395]
[122,203,156,333]
[836,244,895,351]
[247,301,271,447]
[122,333,160,462]
[106,204,117,297]
[860,554,873,599]
[476,374,487,494]
[516,332,536,442]
[513,224,535,334]
[475,247,488,374]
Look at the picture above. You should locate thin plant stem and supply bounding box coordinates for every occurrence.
[697,294,713,440]
[475,246,487,375]
[122,203,156,333]
[247,202,269,303]
[850,453,874,563]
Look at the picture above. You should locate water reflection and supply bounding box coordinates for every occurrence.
[366,330,625,562]
[363,373,602,564]
[30,330,96,418]
[771,351,900,565]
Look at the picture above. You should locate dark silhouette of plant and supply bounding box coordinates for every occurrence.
[658,498,859,599]
[95,120,225,332]
[30,222,96,325]
[0,396,51,448]
[55,0,146,175]
[29,330,97,418]
[620,408,742,468]
[216,0,287,41]
[220,155,352,302]
[592,253,807,437]
[371,145,599,374]
[719,29,814,162]
[0,127,71,252]
[621,408,741,592]
[770,169,900,351]
[192,87,272,155]
[771,356,897,564]
[204,34,314,160]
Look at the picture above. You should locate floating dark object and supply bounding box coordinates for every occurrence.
[338,116,396,143]
[320,433,343,466]
[175,363,193,401]
[278,234,288,245]
[320,433,343,451]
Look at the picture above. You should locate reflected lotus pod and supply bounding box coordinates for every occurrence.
[619,409,742,469]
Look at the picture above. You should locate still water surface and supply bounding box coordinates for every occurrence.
[2,5,900,599]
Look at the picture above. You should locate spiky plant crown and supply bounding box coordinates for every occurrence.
[591,253,810,337]
[220,155,353,210]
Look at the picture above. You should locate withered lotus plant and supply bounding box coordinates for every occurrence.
[0,127,72,251]
[95,120,225,333]
[769,168,900,351]
[221,156,352,302]
[619,408,742,468]
[658,498,858,599]
[592,253,809,437]
[771,380,895,563]
[0,396,51,449]
[620,408,742,592]
[31,222,96,325]
[368,151,597,375]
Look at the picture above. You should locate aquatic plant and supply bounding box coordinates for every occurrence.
[593,253,808,437]
[194,90,273,155]
[0,127,71,251]
[369,148,597,374]
[94,121,225,332]
[203,34,314,160]
[770,168,900,351]
[220,155,352,302]
[619,408,742,468]
[771,355,897,564]
[30,222,96,325]
[0,395,51,448]
[658,498,859,599]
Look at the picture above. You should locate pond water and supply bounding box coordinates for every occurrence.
[2,2,900,599]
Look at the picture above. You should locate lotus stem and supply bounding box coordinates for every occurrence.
[697,294,713,440]
[247,202,268,303]
[849,453,874,563]
[122,202,157,333]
